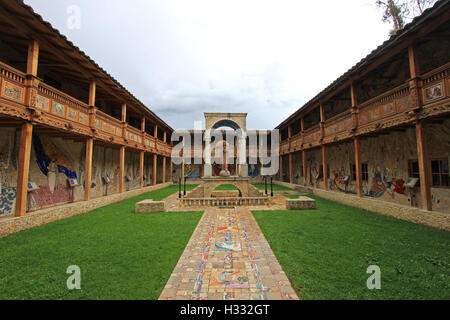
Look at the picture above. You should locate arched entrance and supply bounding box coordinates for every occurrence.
[204,113,248,177]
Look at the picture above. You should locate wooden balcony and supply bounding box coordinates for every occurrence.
[0,60,172,156]
[280,63,450,154]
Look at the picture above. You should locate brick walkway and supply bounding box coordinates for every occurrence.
[159,207,299,300]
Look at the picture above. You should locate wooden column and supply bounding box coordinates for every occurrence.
[416,122,432,211]
[15,122,33,217]
[408,43,423,112]
[162,157,166,183]
[322,145,328,190]
[89,81,96,107]
[154,125,158,140]
[119,146,125,193]
[141,117,146,132]
[84,138,94,201]
[121,104,127,122]
[354,137,363,197]
[153,154,157,185]
[27,40,39,76]
[139,151,144,188]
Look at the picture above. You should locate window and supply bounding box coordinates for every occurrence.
[431,159,449,187]
[351,163,368,181]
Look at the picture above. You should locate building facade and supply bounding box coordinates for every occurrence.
[276,1,450,214]
[0,1,173,218]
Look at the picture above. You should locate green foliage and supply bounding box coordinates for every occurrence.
[253,195,450,300]
[376,0,438,35]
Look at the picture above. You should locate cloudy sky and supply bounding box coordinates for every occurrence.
[25,0,393,130]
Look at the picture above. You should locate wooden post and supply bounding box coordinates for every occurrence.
[154,125,158,140]
[141,117,146,132]
[408,43,423,109]
[89,81,96,107]
[162,156,166,183]
[119,146,125,193]
[354,137,363,197]
[139,151,144,188]
[121,104,127,123]
[27,40,39,76]
[153,154,157,185]
[322,145,328,190]
[416,122,432,211]
[350,83,359,128]
[15,122,33,217]
[84,138,93,201]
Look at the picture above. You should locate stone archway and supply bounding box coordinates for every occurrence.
[204,113,248,177]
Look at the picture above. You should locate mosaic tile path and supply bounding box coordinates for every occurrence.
[159,207,299,300]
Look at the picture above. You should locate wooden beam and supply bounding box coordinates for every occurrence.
[416,122,432,211]
[15,122,33,217]
[354,137,363,197]
[84,138,93,201]
[119,146,125,193]
[26,39,39,76]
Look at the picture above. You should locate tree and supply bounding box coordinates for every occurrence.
[376,0,438,36]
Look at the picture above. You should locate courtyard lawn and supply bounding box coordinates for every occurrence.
[253,195,450,300]
[214,184,239,190]
[253,183,294,191]
[0,185,201,300]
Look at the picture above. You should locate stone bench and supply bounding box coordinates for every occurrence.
[135,200,166,213]
[286,196,316,210]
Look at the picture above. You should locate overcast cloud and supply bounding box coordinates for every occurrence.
[25,0,392,130]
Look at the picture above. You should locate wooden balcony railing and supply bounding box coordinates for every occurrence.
[95,110,123,138]
[126,125,143,145]
[0,61,26,104]
[421,63,449,105]
[37,82,90,126]
[0,60,173,155]
[324,110,352,137]
[303,124,321,145]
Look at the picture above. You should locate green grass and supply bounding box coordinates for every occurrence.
[0,185,202,300]
[214,184,240,191]
[253,184,293,191]
[253,195,450,300]
[284,194,300,199]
